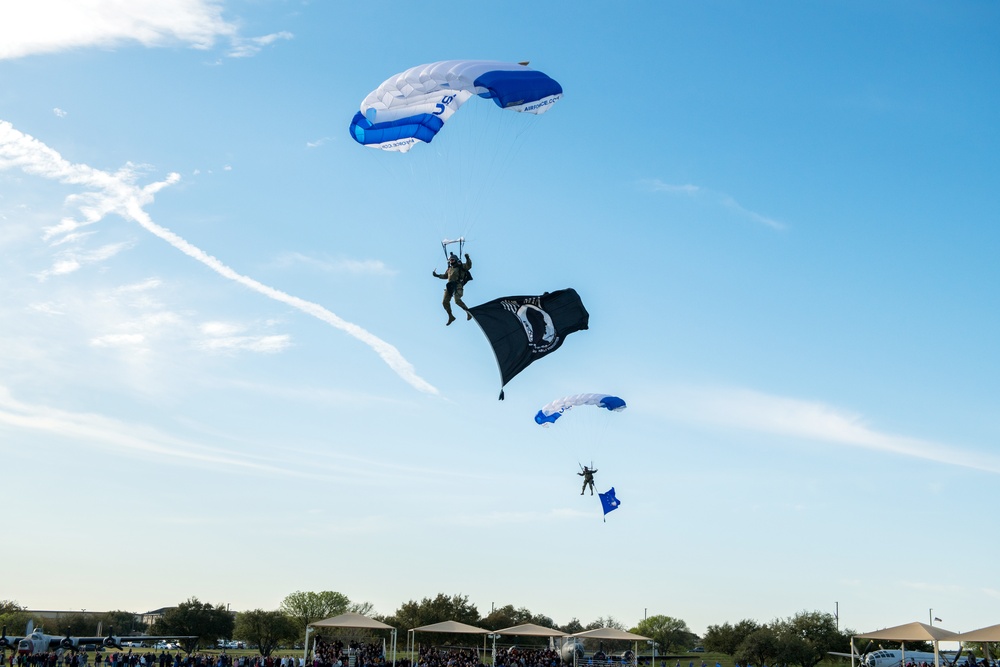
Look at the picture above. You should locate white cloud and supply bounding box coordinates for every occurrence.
[115,277,162,293]
[53,108,67,118]
[0,383,334,479]
[35,240,134,280]
[200,321,245,337]
[651,385,1000,475]
[228,31,294,58]
[28,302,66,316]
[273,251,397,276]
[0,120,436,394]
[196,334,291,353]
[0,1,292,62]
[196,321,291,353]
[0,0,238,60]
[91,332,146,347]
[643,178,786,230]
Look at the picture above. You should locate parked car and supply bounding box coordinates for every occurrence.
[154,642,181,650]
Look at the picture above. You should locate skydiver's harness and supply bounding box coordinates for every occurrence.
[441,237,473,295]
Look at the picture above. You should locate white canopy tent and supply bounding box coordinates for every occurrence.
[955,624,1000,641]
[489,623,569,664]
[571,628,651,667]
[309,613,397,667]
[954,625,1000,663]
[494,623,568,637]
[853,622,960,667]
[407,620,492,664]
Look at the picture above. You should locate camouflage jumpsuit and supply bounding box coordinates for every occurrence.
[433,254,472,324]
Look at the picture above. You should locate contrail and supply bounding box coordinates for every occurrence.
[0,120,438,394]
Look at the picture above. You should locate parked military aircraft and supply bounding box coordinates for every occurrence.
[0,621,195,655]
[831,648,969,667]
[549,637,585,664]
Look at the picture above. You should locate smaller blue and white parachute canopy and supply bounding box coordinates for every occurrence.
[534,393,627,426]
[349,60,563,152]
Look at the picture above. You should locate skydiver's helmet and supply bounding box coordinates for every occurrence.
[448,253,458,266]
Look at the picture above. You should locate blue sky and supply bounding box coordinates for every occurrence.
[2,0,999,639]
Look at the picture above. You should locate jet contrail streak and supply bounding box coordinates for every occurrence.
[0,120,437,394]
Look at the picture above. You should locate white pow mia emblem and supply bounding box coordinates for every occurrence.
[501,297,561,354]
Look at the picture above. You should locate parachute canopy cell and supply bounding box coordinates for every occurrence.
[534,394,627,426]
[349,60,563,152]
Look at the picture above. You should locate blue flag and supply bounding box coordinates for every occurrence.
[599,487,620,521]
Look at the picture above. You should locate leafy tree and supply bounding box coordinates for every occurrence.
[385,594,479,647]
[481,605,533,631]
[528,613,557,630]
[0,601,32,637]
[773,611,851,667]
[633,615,699,654]
[100,611,146,637]
[775,632,814,667]
[735,627,780,667]
[480,606,554,647]
[55,614,94,636]
[234,610,298,657]
[560,619,585,635]
[704,620,760,657]
[586,617,626,631]
[152,597,234,650]
[583,617,630,654]
[350,601,375,617]
[280,592,351,633]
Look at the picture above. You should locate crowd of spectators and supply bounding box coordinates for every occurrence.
[312,638,394,667]
[494,648,560,667]
[414,647,483,667]
[3,652,310,667]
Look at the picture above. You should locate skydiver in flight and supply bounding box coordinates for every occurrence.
[578,465,598,495]
[432,252,473,325]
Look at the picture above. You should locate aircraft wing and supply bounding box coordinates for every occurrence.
[109,635,197,644]
[70,634,197,650]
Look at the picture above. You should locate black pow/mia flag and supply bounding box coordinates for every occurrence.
[469,288,590,399]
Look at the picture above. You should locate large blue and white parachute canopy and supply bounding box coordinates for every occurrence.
[534,393,627,426]
[349,60,563,153]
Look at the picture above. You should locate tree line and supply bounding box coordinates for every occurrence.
[0,595,908,665]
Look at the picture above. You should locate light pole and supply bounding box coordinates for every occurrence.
[929,610,933,626]
[835,602,839,631]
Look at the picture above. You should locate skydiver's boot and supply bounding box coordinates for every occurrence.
[466,309,473,321]
[444,303,456,326]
